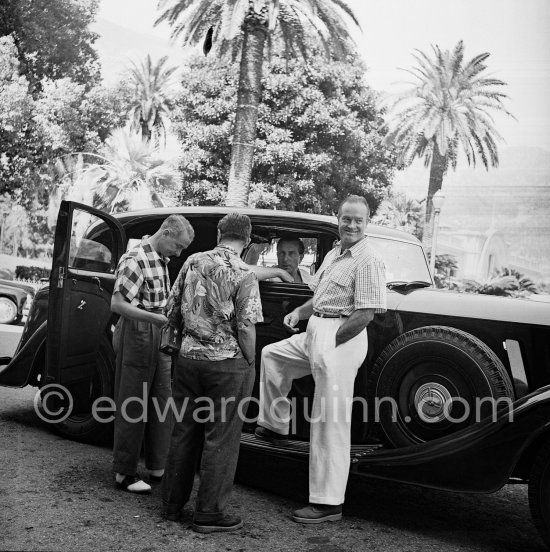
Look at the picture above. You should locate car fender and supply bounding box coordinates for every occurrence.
[352,385,550,493]
[0,321,46,387]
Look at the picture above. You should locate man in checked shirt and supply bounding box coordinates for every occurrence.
[111,215,194,494]
[255,195,387,523]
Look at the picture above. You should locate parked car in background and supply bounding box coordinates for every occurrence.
[1,201,550,546]
[0,278,35,325]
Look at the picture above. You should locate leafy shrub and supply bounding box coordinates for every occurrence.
[433,254,458,289]
[15,265,51,281]
[473,267,539,298]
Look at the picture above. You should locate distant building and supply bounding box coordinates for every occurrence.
[393,146,550,286]
[436,228,543,282]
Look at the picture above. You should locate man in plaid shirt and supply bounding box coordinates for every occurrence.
[111,215,194,494]
[255,195,387,523]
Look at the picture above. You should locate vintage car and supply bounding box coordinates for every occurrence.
[1,201,550,545]
[0,278,35,325]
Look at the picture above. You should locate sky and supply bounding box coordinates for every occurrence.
[97,0,550,151]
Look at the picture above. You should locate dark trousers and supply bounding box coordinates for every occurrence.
[112,317,172,475]
[162,355,254,522]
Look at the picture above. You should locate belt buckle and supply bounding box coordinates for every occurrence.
[315,311,340,318]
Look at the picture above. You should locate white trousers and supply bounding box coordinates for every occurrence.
[259,316,368,505]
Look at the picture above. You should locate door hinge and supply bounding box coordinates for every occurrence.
[57,266,65,288]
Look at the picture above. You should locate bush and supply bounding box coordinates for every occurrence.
[15,265,51,281]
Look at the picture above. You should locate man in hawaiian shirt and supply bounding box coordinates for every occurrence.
[162,213,263,533]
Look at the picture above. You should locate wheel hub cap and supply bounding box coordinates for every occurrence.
[414,382,453,423]
[0,301,16,322]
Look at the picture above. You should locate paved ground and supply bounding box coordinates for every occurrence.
[0,383,546,552]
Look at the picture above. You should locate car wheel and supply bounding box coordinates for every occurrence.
[0,296,18,325]
[369,326,514,448]
[43,336,115,445]
[529,438,550,548]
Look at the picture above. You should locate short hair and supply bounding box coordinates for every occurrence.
[160,215,195,243]
[218,213,252,243]
[337,195,370,219]
[277,237,305,256]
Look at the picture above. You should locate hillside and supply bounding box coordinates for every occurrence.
[393,146,550,277]
[91,18,187,83]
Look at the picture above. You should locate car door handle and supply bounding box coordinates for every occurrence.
[92,276,103,292]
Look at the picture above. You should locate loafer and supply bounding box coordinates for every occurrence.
[192,515,243,533]
[254,426,289,446]
[115,474,151,494]
[292,503,342,524]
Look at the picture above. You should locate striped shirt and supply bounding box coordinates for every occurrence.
[113,238,170,310]
[309,237,387,316]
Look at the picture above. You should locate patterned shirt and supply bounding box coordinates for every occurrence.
[166,245,264,361]
[113,238,170,309]
[309,237,387,316]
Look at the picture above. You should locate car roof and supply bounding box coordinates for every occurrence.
[112,206,421,245]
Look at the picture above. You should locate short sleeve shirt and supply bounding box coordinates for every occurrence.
[113,238,170,309]
[309,237,387,316]
[166,245,264,361]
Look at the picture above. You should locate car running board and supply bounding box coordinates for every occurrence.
[240,432,385,462]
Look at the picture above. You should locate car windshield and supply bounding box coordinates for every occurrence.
[368,236,432,284]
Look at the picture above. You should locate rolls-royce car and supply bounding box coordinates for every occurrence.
[1,201,550,545]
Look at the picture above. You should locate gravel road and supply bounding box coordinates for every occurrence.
[0,385,546,552]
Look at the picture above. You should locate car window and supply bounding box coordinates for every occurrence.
[122,216,219,284]
[368,236,431,283]
[245,238,317,274]
[69,209,113,273]
[244,234,320,283]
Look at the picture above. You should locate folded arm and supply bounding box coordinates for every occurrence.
[335,308,375,347]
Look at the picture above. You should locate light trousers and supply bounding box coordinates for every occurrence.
[259,316,368,505]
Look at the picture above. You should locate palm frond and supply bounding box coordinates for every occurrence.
[385,40,513,170]
[157,0,359,63]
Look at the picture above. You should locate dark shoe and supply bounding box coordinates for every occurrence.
[149,474,164,484]
[192,515,243,533]
[254,426,289,446]
[292,503,342,524]
[115,474,151,494]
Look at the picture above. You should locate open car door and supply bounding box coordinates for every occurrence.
[44,201,125,432]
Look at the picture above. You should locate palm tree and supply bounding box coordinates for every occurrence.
[92,128,182,212]
[384,41,514,242]
[127,54,178,144]
[156,0,360,207]
[48,129,181,219]
[371,192,425,239]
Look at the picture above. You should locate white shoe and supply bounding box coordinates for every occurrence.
[115,474,151,494]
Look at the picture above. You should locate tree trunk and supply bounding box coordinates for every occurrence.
[225,10,268,208]
[141,119,151,142]
[423,142,446,246]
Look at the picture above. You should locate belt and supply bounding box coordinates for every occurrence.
[313,311,348,319]
[138,306,164,313]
